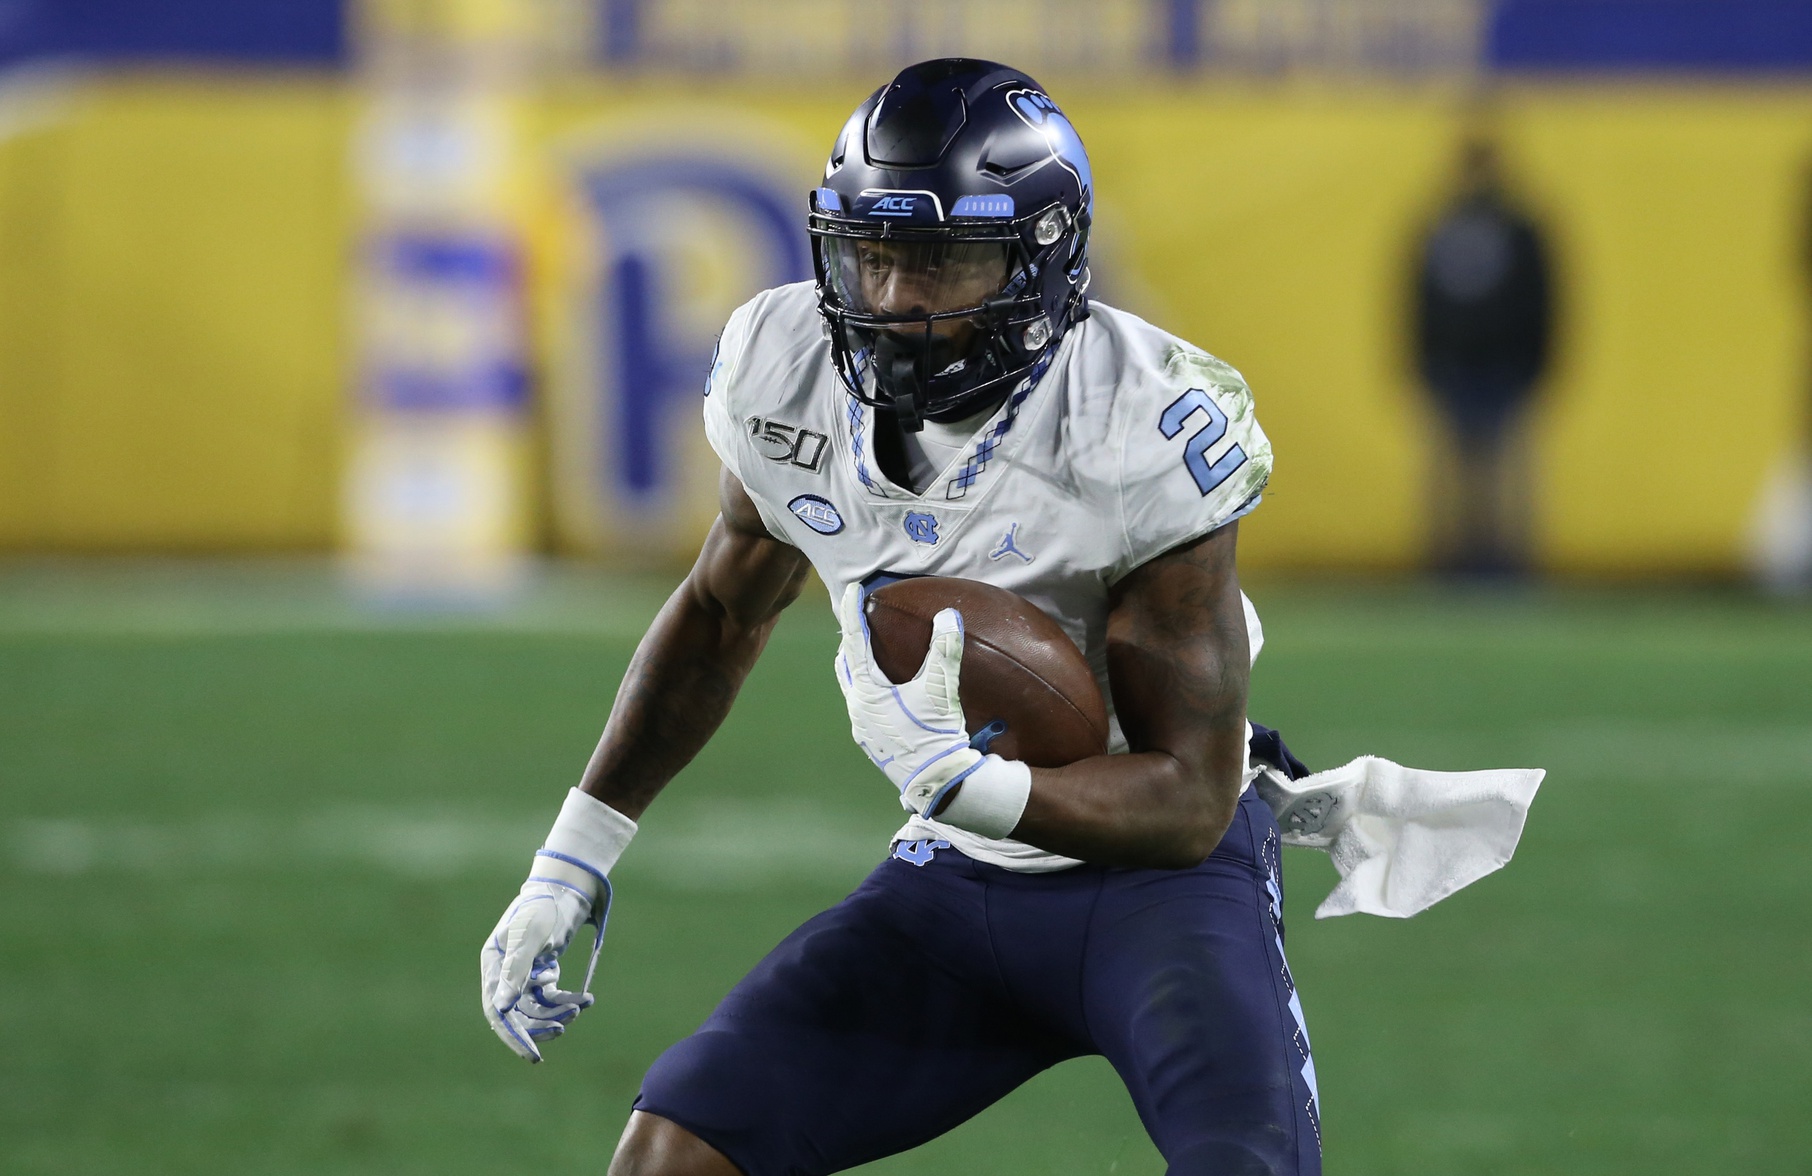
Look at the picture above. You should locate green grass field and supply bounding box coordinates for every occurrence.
[2,562,1809,1174]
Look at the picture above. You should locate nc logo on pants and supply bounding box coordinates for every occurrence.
[892,839,951,867]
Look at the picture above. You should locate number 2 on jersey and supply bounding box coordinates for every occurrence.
[1159,388,1248,497]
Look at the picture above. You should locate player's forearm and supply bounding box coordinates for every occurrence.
[1004,523,1251,868]
[1010,729,1246,868]
[577,578,780,820]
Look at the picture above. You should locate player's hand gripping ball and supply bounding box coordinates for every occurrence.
[862,577,1109,768]
[835,582,987,817]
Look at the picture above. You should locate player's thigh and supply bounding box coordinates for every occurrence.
[609,1111,741,1176]
[1085,791,1321,1176]
[635,851,1073,1176]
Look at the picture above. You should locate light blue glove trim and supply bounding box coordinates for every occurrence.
[858,740,897,773]
[579,875,613,996]
[494,1006,540,1055]
[900,742,973,792]
[534,848,609,897]
[917,755,989,819]
[525,876,592,902]
[529,849,615,996]
[888,684,964,735]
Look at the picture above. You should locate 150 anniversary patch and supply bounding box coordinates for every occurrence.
[748,417,828,472]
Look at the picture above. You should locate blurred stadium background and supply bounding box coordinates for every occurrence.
[2,1,1810,1173]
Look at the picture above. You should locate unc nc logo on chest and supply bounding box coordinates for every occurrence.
[903,511,940,545]
[747,417,828,472]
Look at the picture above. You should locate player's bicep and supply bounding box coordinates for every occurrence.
[717,464,776,540]
[688,467,810,630]
[1104,522,1249,769]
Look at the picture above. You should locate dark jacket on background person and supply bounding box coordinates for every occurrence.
[1415,194,1553,436]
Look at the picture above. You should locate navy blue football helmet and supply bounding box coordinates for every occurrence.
[809,59,1093,430]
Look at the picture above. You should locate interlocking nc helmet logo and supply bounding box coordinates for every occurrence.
[1004,88,1093,207]
[903,511,940,545]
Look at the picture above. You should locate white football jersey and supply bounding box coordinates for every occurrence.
[703,282,1274,872]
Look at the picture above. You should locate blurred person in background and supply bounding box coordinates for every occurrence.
[1413,131,1555,577]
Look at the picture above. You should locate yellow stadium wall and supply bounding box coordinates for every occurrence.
[0,75,354,551]
[3,74,1808,572]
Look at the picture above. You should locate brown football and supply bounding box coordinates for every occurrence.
[864,576,1109,769]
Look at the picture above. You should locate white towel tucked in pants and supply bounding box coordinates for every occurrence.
[1255,756,1545,919]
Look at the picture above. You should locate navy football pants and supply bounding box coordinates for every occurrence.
[635,788,1321,1176]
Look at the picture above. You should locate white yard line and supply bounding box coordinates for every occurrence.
[7,718,1807,884]
[3,800,892,887]
[0,559,838,640]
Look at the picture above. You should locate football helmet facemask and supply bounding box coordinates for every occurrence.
[809,58,1092,430]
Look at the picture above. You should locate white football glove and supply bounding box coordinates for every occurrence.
[834,582,988,818]
[480,789,636,1063]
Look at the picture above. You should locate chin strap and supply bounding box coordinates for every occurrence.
[877,334,925,432]
[862,312,1058,429]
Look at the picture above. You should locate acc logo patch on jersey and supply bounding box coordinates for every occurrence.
[903,511,940,545]
[788,494,844,535]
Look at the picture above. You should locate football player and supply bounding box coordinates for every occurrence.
[482,59,1319,1175]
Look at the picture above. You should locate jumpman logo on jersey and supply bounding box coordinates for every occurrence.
[989,523,1033,563]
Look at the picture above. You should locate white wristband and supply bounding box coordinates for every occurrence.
[937,755,1032,839]
[535,788,638,904]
